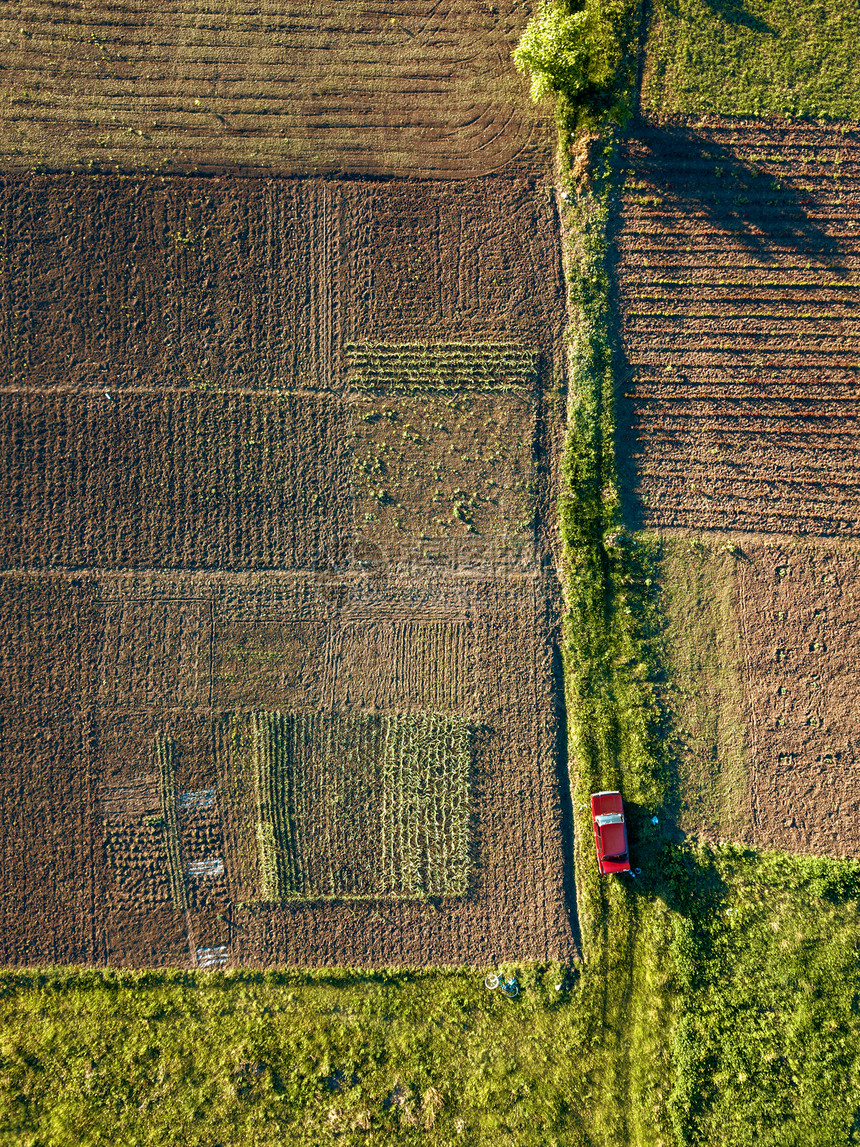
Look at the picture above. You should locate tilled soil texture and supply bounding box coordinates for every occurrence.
[0,0,548,178]
[736,542,860,858]
[0,569,577,967]
[0,175,562,390]
[615,116,860,536]
[0,175,564,568]
[0,172,576,967]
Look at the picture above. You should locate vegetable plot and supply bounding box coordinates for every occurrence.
[232,711,471,902]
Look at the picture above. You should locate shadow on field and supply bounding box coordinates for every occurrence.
[622,798,729,919]
[608,115,847,532]
[660,0,775,35]
[552,641,584,954]
[618,116,844,282]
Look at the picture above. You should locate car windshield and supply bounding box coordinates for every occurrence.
[595,813,623,826]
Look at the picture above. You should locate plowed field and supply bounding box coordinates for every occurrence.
[0,568,575,967]
[618,118,860,862]
[0,0,548,177]
[616,117,860,536]
[0,175,560,388]
[0,169,576,967]
[738,542,860,857]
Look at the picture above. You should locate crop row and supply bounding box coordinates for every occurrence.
[626,343,858,356]
[625,346,860,360]
[626,380,860,396]
[624,310,857,320]
[346,342,537,393]
[622,279,858,289]
[619,260,860,274]
[156,735,188,912]
[624,328,859,341]
[244,710,470,902]
[629,421,860,440]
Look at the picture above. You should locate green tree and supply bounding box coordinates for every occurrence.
[513,1,591,100]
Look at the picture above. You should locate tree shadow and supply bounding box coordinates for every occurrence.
[661,0,775,34]
[618,117,843,279]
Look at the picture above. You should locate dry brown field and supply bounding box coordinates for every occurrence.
[0,0,548,177]
[658,536,860,860]
[0,158,577,965]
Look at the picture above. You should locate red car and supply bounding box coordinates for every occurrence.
[590,791,632,874]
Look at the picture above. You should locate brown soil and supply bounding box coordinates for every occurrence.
[616,117,860,861]
[615,116,860,537]
[657,536,860,860]
[0,1,549,178]
[0,175,562,390]
[0,170,576,966]
[736,541,860,858]
[0,568,576,966]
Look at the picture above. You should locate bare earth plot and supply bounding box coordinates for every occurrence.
[616,115,860,859]
[616,116,860,537]
[736,542,860,858]
[0,566,571,967]
[0,0,548,176]
[0,157,577,962]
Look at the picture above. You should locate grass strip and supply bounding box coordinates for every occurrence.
[0,964,597,1147]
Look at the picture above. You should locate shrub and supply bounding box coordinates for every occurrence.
[514,0,640,116]
[513,2,592,100]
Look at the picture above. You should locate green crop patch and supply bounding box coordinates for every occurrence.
[347,342,538,393]
[225,712,471,903]
[644,0,860,118]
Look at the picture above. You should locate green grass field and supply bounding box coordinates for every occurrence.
[644,0,860,118]
[3,849,860,1145]
[665,846,860,1147]
[0,964,595,1147]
